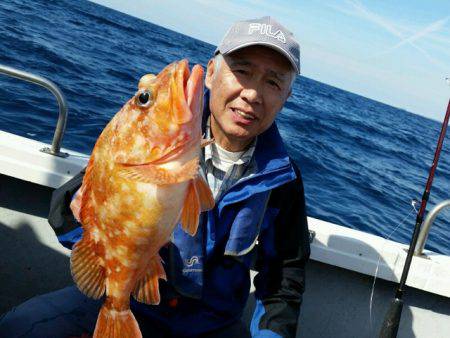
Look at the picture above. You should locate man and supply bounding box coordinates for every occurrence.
[0,16,310,338]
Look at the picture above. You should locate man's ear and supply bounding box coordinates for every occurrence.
[205,58,215,90]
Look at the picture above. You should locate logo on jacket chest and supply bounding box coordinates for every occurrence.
[185,255,200,267]
[183,255,202,273]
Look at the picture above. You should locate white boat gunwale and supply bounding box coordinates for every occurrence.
[1,131,449,299]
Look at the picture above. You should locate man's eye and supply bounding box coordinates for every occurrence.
[267,79,281,89]
[234,69,248,75]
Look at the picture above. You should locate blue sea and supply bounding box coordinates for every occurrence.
[0,0,449,255]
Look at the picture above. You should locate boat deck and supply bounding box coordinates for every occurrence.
[0,174,72,312]
[1,173,449,337]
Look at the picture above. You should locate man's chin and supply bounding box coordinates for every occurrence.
[224,128,255,148]
[212,116,256,149]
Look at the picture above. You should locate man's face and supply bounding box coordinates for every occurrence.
[205,46,294,151]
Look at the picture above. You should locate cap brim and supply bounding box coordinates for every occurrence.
[217,41,300,75]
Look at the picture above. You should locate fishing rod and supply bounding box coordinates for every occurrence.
[379,81,450,338]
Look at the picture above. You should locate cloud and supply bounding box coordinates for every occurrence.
[393,16,449,48]
[329,0,449,71]
[373,16,449,67]
[328,0,408,39]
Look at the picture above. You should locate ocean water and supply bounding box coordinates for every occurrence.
[0,0,449,255]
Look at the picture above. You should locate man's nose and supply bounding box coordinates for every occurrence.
[240,86,262,104]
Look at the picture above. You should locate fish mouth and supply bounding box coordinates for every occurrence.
[184,61,204,120]
[170,59,204,125]
[113,60,204,167]
[148,60,204,165]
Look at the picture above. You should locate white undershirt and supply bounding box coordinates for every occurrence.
[211,142,245,173]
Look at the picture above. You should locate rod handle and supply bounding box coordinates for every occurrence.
[379,298,403,338]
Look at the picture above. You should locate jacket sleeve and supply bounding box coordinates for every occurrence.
[48,167,85,249]
[57,224,83,249]
[57,189,84,249]
[250,162,310,338]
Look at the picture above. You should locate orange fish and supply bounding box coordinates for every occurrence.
[69,60,214,338]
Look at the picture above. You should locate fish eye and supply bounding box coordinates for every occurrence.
[136,90,153,107]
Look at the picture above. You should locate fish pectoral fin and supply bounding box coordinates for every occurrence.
[180,180,199,236]
[194,176,215,212]
[117,158,199,185]
[132,255,166,305]
[70,237,106,299]
[180,177,214,236]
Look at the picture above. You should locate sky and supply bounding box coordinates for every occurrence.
[90,0,450,121]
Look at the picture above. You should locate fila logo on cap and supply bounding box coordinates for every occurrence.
[248,23,286,43]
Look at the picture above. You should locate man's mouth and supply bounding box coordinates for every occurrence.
[232,108,256,120]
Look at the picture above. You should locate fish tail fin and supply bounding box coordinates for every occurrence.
[93,305,142,338]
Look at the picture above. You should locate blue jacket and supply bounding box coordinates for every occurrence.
[57,98,310,338]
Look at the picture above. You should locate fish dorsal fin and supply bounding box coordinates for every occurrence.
[117,158,198,185]
[70,236,106,299]
[132,255,167,305]
[79,157,98,229]
[70,186,83,222]
[180,176,214,236]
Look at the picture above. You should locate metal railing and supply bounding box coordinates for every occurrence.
[0,64,68,157]
[414,199,450,256]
